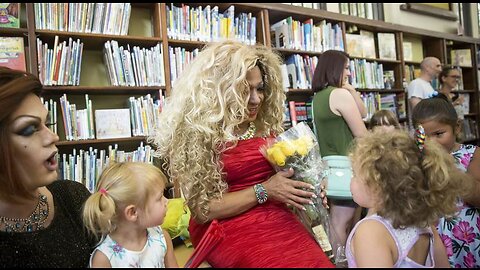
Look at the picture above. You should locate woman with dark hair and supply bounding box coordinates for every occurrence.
[0,67,96,267]
[311,50,367,257]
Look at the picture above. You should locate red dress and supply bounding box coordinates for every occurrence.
[189,137,334,268]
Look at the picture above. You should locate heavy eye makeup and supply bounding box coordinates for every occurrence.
[13,114,53,137]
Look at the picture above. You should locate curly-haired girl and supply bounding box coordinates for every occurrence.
[346,129,470,267]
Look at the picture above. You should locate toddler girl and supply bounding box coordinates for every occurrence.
[83,162,178,268]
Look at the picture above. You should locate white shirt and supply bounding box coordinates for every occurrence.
[90,226,167,268]
[407,78,435,130]
[407,78,435,99]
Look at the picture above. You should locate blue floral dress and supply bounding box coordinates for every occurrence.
[437,144,480,268]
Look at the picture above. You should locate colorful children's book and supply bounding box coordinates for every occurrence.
[0,37,26,71]
[0,3,20,28]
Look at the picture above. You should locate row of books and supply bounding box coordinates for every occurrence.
[128,94,164,137]
[165,4,257,45]
[283,93,408,130]
[346,31,396,60]
[280,54,318,90]
[403,64,421,84]
[58,143,154,192]
[286,100,313,127]
[52,93,165,141]
[34,3,131,35]
[348,59,391,90]
[279,56,397,91]
[403,64,442,90]
[270,17,344,52]
[361,92,407,121]
[59,94,95,141]
[41,97,58,134]
[103,40,165,87]
[169,46,199,84]
[37,36,84,86]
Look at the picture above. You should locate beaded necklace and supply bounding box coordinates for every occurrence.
[237,122,256,140]
[0,193,49,233]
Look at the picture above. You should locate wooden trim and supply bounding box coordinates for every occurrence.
[262,9,271,47]
[399,3,457,21]
[159,3,172,97]
[25,3,37,76]
[243,3,479,43]
[56,136,146,146]
[256,9,266,45]
[152,3,161,39]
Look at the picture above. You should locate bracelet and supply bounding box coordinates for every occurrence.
[253,184,268,204]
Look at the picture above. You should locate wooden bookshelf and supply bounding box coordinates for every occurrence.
[6,3,479,192]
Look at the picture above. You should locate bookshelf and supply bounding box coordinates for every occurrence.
[5,3,480,193]
[9,3,165,193]
[260,3,480,145]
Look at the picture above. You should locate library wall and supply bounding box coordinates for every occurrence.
[470,6,479,38]
[383,4,458,35]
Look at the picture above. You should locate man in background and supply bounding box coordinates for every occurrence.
[407,56,442,110]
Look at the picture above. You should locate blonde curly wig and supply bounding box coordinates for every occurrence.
[150,40,286,222]
[350,129,471,229]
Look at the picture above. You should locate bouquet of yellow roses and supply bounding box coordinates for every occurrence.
[260,122,334,259]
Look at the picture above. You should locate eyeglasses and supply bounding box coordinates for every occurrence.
[447,75,461,79]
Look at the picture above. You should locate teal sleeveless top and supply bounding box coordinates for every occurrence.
[313,86,354,156]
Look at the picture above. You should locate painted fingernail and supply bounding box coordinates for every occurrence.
[302,207,306,211]
[311,194,317,199]
[309,201,315,205]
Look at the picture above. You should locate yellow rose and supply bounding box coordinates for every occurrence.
[270,146,287,166]
[297,144,308,156]
[266,147,276,162]
[277,141,296,157]
[294,138,309,156]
